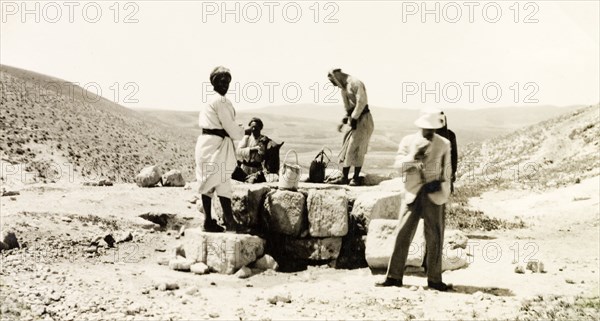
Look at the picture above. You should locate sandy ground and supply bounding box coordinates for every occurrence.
[1,178,599,320]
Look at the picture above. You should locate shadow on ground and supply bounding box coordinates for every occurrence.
[449,285,515,297]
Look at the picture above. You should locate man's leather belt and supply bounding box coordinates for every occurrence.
[202,128,229,138]
[347,104,370,117]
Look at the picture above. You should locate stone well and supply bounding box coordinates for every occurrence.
[188,179,468,274]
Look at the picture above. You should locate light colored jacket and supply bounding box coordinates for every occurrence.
[393,132,452,205]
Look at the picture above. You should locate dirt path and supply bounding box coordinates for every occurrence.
[1,179,599,320]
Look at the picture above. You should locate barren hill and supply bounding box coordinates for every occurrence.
[0,65,198,184]
[458,104,600,191]
[142,104,582,147]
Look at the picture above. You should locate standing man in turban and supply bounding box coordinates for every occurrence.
[196,66,244,232]
[326,69,375,186]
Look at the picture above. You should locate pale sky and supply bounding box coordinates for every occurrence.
[1,1,599,111]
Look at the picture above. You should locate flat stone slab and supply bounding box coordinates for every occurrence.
[183,228,265,274]
[307,189,348,237]
[264,190,306,236]
[365,219,469,272]
[365,219,424,271]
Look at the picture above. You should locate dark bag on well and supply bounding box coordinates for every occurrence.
[308,147,332,183]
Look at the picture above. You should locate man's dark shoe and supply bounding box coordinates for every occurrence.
[427,281,451,291]
[202,219,224,233]
[375,278,403,287]
[348,178,362,187]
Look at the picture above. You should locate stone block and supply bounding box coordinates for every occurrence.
[307,189,348,237]
[264,190,306,236]
[209,184,270,229]
[182,228,265,274]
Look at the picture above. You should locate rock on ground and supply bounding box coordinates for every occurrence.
[254,254,278,271]
[135,165,162,187]
[98,179,113,186]
[157,282,179,291]
[264,190,306,236]
[183,228,265,274]
[190,262,210,274]
[1,190,20,197]
[526,260,546,273]
[1,230,19,250]
[307,189,348,237]
[162,170,186,187]
[235,266,252,278]
[169,256,194,271]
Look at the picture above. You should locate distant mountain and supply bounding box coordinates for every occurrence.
[142,103,581,144]
[139,103,582,174]
[252,103,583,143]
[0,65,198,183]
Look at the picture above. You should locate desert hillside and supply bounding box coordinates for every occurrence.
[1,64,594,185]
[0,65,198,184]
[458,104,600,191]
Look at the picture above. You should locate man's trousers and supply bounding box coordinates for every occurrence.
[386,190,445,283]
